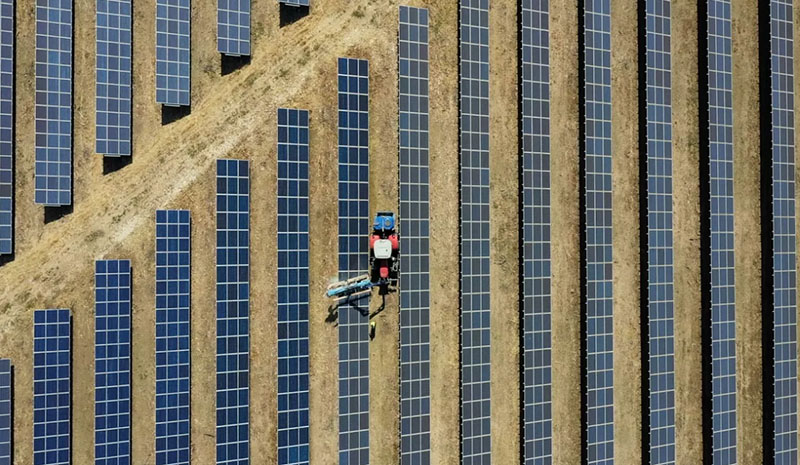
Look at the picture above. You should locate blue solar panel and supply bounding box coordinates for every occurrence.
[216,159,250,465]
[0,358,10,465]
[95,260,132,465]
[459,1,491,463]
[156,0,190,106]
[279,0,310,6]
[398,7,431,464]
[277,108,310,465]
[583,0,614,463]
[155,209,191,465]
[337,57,370,465]
[0,0,12,254]
[520,1,552,464]
[768,1,798,462]
[34,0,72,206]
[96,0,132,156]
[644,2,676,464]
[33,309,71,465]
[218,0,250,56]
[706,1,737,464]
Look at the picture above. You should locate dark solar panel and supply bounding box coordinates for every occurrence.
[398,6,431,464]
[217,0,250,56]
[94,260,132,465]
[706,1,737,464]
[583,0,614,463]
[0,0,12,254]
[768,0,798,462]
[277,108,310,465]
[216,159,250,465]
[156,0,190,106]
[34,0,72,206]
[644,1,676,464]
[155,209,191,465]
[96,0,132,156]
[33,309,71,465]
[279,0,309,7]
[0,358,10,465]
[520,1,553,463]
[459,1,491,463]
[337,56,370,465]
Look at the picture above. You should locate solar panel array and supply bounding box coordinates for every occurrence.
[95,259,132,465]
[644,2,676,464]
[34,0,72,206]
[33,309,71,465]
[217,0,250,57]
[0,358,10,465]
[459,1,491,463]
[216,159,250,465]
[768,1,799,462]
[277,108,310,465]
[156,0,190,106]
[96,0,132,156]
[520,1,553,464]
[155,209,191,465]
[398,7,431,464]
[706,1,737,464]
[583,0,614,462]
[337,57,370,465]
[0,0,12,254]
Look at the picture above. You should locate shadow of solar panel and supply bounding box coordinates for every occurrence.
[337,57,370,465]
[0,0,11,254]
[768,1,798,463]
[520,1,553,464]
[156,0,190,106]
[155,210,191,465]
[582,0,614,463]
[398,6,431,465]
[458,1,491,463]
[216,159,250,465]
[33,309,71,465]
[34,0,72,206]
[96,0,132,156]
[0,359,10,465]
[705,1,738,464]
[95,260,132,465]
[277,108,310,465]
[218,0,250,56]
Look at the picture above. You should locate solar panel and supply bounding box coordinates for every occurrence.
[33,309,71,465]
[96,0,132,156]
[216,159,250,465]
[0,0,12,254]
[583,0,614,463]
[398,7,431,464]
[459,1,491,463]
[95,259,132,465]
[337,57,370,465]
[0,358,10,465]
[768,1,798,462]
[34,0,72,206]
[155,209,191,465]
[278,0,310,6]
[706,1,737,464]
[276,108,310,465]
[644,1,677,463]
[156,0,190,106]
[520,1,553,463]
[217,0,250,56]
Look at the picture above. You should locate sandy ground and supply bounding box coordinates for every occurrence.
[0,0,796,464]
